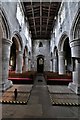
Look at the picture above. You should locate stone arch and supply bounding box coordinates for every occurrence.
[1,8,12,91]
[70,8,80,40]
[58,32,72,74]
[58,32,69,51]
[63,38,72,72]
[11,31,23,51]
[9,32,23,71]
[68,9,80,94]
[37,54,44,59]
[1,7,11,39]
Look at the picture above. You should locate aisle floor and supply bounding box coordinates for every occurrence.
[1,74,80,120]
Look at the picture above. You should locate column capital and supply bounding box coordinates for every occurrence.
[17,51,23,55]
[53,56,57,59]
[2,38,12,46]
[70,38,80,48]
[58,51,65,56]
[24,56,29,58]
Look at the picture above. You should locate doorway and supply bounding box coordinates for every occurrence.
[37,57,44,73]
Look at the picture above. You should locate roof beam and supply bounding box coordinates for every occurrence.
[30,24,51,28]
[25,4,57,8]
[40,1,42,36]
[28,16,54,20]
[23,2,61,40]
[45,1,51,36]
[30,0,37,37]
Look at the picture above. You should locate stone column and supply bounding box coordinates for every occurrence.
[0,39,2,93]
[68,38,80,94]
[28,59,31,71]
[58,51,65,74]
[68,59,80,94]
[16,51,23,73]
[2,38,13,91]
[53,56,58,72]
[24,56,28,71]
[50,60,53,71]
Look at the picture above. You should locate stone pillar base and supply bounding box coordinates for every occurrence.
[1,80,13,91]
[68,82,80,94]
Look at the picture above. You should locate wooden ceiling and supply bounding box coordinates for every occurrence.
[23,1,61,40]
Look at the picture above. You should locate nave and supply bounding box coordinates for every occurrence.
[2,73,80,119]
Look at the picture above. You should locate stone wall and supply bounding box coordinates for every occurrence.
[50,2,79,51]
[32,39,50,71]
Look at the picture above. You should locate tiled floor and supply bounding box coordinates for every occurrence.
[1,74,80,119]
[0,85,33,103]
[48,85,80,105]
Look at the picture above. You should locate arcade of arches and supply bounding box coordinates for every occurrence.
[0,1,80,95]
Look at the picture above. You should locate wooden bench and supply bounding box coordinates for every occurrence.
[44,71,72,85]
[8,77,33,84]
[8,71,37,84]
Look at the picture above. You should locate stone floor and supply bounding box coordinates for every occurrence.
[1,85,33,102]
[1,74,80,120]
[48,85,80,105]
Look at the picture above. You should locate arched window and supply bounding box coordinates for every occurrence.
[51,52,52,57]
[39,42,43,47]
[29,51,31,56]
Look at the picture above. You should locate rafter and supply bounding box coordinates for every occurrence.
[45,1,51,36]
[28,16,54,20]
[40,1,42,36]
[30,0,37,37]
[25,3,57,8]
[23,2,61,40]
[30,24,51,28]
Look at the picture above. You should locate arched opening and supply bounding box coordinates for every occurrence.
[9,37,19,71]
[53,46,58,72]
[29,51,31,56]
[23,46,28,71]
[58,33,71,74]
[63,37,71,74]
[22,48,25,71]
[39,42,43,47]
[37,56,44,73]
[1,8,13,91]
[9,34,22,72]
[9,38,16,71]
[50,52,53,71]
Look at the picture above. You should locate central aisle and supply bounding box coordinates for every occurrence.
[28,73,51,117]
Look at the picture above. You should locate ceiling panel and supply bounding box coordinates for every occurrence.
[23,2,61,40]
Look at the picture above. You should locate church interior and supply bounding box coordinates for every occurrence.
[0,0,80,119]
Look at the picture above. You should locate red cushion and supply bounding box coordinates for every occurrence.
[47,78,72,81]
[8,78,32,80]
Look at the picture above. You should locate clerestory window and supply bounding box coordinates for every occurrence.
[39,42,43,47]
